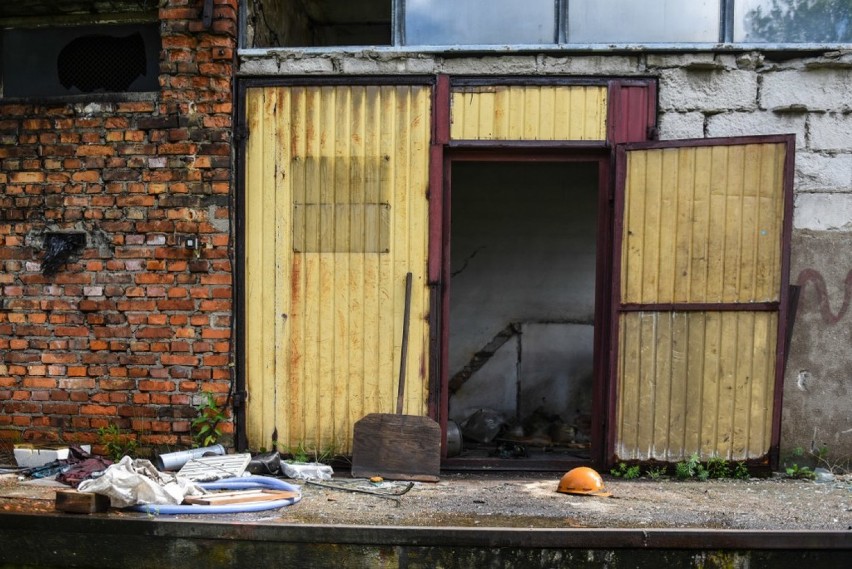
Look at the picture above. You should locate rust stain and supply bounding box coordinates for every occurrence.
[291,255,302,305]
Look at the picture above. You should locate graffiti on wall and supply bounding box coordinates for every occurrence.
[796,269,852,325]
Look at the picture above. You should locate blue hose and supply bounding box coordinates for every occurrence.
[130,475,301,515]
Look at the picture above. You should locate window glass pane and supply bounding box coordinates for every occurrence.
[404,0,555,45]
[735,0,852,43]
[568,0,720,43]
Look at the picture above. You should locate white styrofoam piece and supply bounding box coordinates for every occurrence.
[177,453,252,482]
[13,445,92,469]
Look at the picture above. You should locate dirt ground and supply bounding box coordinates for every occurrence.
[2,470,851,530]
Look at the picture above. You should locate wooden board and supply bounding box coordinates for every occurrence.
[55,490,110,514]
[184,490,298,506]
[351,413,441,482]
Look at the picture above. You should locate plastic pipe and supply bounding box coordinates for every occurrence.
[153,444,225,471]
[129,475,301,515]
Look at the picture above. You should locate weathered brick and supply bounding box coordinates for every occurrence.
[0,0,235,449]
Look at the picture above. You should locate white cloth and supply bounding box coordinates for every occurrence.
[78,456,203,508]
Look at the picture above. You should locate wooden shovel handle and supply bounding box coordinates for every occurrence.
[397,272,413,415]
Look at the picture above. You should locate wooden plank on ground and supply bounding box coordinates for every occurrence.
[184,490,298,506]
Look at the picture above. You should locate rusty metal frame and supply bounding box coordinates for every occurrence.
[431,77,657,470]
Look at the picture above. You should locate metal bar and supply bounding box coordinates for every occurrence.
[397,273,413,415]
[592,156,614,467]
[447,140,609,150]
[233,78,249,452]
[237,43,852,57]
[770,134,797,471]
[721,0,736,43]
[618,134,795,152]
[446,148,609,162]
[237,76,436,89]
[392,0,405,46]
[306,480,414,504]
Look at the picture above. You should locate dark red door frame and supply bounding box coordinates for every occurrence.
[428,76,657,469]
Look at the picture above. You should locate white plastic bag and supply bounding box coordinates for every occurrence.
[78,456,203,508]
[281,461,333,481]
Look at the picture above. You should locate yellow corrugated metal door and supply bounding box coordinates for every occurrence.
[244,85,432,454]
[614,136,793,462]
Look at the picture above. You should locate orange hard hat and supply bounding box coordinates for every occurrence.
[556,466,611,497]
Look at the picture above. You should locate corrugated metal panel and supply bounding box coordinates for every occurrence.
[244,85,431,454]
[450,85,607,141]
[615,139,790,463]
[616,311,777,461]
[621,143,786,304]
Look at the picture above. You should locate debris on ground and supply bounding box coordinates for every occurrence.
[77,457,204,508]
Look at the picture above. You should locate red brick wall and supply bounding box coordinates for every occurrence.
[0,0,237,453]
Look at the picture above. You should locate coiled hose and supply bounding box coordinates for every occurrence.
[130,475,301,515]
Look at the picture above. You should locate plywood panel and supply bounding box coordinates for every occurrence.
[450,85,607,141]
[616,311,778,461]
[244,85,432,454]
[620,143,786,304]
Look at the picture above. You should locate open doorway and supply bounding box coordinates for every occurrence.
[446,160,601,465]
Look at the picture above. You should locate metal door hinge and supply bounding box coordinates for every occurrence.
[233,390,248,408]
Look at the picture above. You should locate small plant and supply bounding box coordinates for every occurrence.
[733,461,750,480]
[783,446,817,480]
[285,442,336,464]
[808,443,849,475]
[785,462,816,479]
[610,462,641,479]
[675,453,708,480]
[191,392,227,448]
[645,466,666,480]
[98,424,138,461]
[288,443,310,463]
[706,455,731,479]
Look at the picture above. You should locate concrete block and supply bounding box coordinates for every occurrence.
[809,113,852,151]
[761,69,852,112]
[339,55,437,75]
[645,53,719,70]
[658,111,704,140]
[277,56,334,74]
[706,111,806,149]
[338,56,389,74]
[399,56,439,74]
[659,68,758,112]
[441,56,537,75]
[236,57,280,75]
[794,192,852,231]
[540,55,640,75]
[795,152,852,193]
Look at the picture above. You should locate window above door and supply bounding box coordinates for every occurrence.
[244,0,852,49]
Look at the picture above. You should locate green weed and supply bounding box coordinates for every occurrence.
[97,424,138,461]
[191,392,227,448]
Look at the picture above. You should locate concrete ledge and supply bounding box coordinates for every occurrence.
[1,513,849,568]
